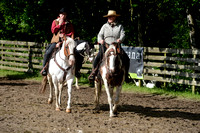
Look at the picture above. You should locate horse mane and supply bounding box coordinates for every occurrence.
[66,37,76,46]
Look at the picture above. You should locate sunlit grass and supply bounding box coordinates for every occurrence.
[0,69,42,81]
[0,69,199,101]
[122,82,200,101]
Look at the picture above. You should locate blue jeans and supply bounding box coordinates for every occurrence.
[42,42,56,67]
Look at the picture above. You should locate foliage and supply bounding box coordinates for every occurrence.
[0,0,200,48]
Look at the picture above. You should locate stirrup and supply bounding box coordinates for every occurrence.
[40,69,47,76]
[88,73,95,81]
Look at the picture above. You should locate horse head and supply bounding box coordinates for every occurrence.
[86,42,95,62]
[75,40,95,63]
[104,43,122,74]
[63,37,76,66]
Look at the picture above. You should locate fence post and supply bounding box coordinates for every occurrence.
[1,42,3,62]
[192,54,196,94]
[164,52,166,87]
[27,42,33,73]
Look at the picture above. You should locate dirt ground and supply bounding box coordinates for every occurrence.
[0,79,200,133]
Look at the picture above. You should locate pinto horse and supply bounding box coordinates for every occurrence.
[40,37,76,113]
[94,43,126,117]
[74,40,95,89]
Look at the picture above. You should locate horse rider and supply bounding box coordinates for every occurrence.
[41,8,74,76]
[89,10,131,82]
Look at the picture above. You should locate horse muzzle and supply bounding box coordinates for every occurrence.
[68,55,75,66]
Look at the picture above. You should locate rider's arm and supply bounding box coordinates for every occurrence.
[51,20,61,34]
[119,25,125,43]
[97,25,105,44]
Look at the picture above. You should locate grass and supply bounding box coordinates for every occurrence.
[122,83,200,101]
[0,69,200,101]
[0,69,43,81]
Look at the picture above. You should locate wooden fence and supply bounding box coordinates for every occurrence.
[143,47,200,93]
[0,40,200,93]
[0,40,47,72]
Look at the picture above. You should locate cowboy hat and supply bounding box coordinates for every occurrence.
[59,8,67,14]
[103,10,120,17]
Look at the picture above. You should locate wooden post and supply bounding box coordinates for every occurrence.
[164,52,166,87]
[139,79,142,87]
[192,54,196,94]
[27,42,33,73]
[1,42,3,61]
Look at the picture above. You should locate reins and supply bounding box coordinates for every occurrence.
[54,37,74,81]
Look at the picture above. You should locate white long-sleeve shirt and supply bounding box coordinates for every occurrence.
[98,22,125,45]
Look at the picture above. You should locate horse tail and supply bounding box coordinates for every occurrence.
[39,76,48,93]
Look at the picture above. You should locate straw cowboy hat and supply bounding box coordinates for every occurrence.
[103,10,120,17]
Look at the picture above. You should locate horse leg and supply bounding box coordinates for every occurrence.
[47,76,53,104]
[104,81,115,117]
[66,78,74,113]
[113,85,122,115]
[58,82,63,106]
[52,79,60,111]
[75,77,80,89]
[94,80,102,110]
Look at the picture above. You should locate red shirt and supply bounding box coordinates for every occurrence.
[51,18,74,37]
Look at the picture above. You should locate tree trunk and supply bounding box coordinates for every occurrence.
[186,9,196,49]
[130,0,133,22]
[138,9,144,47]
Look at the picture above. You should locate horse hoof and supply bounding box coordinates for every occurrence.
[56,108,61,111]
[113,110,118,115]
[110,113,117,117]
[66,109,71,113]
[48,99,53,104]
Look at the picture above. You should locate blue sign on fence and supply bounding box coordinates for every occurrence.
[122,46,144,79]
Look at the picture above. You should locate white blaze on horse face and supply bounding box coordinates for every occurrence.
[109,52,116,72]
[76,42,86,51]
[66,38,76,66]
[88,48,95,62]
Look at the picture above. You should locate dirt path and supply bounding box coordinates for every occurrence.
[0,79,200,133]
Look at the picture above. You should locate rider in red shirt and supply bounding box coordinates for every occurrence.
[41,8,74,76]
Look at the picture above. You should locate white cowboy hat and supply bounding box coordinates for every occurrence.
[103,10,120,17]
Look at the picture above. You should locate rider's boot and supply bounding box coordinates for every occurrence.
[40,55,49,76]
[40,65,48,76]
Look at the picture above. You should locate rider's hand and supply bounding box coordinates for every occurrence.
[59,34,64,38]
[117,39,121,43]
[99,40,104,45]
[59,15,64,25]
[56,42,62,48]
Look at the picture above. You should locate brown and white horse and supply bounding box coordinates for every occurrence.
[94,43,126,117]
[40,37,76,113]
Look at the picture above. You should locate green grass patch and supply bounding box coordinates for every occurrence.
[0,70,199,101]
[0,69,43,81]
[122,82,200,101]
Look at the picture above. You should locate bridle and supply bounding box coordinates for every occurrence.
[64,43,74,60]
[54,37,75,81]
[78,44,95,63]
[105,43,122,74]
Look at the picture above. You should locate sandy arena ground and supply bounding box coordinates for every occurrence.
[0,79,200,133]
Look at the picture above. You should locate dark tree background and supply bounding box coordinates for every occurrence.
[0,0,200,48]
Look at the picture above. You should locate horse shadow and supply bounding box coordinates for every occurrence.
[0,82,28,86]
[98,104,200,121]
[0,77,29,86]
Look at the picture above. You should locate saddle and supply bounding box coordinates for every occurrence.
[42,44,62,74]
